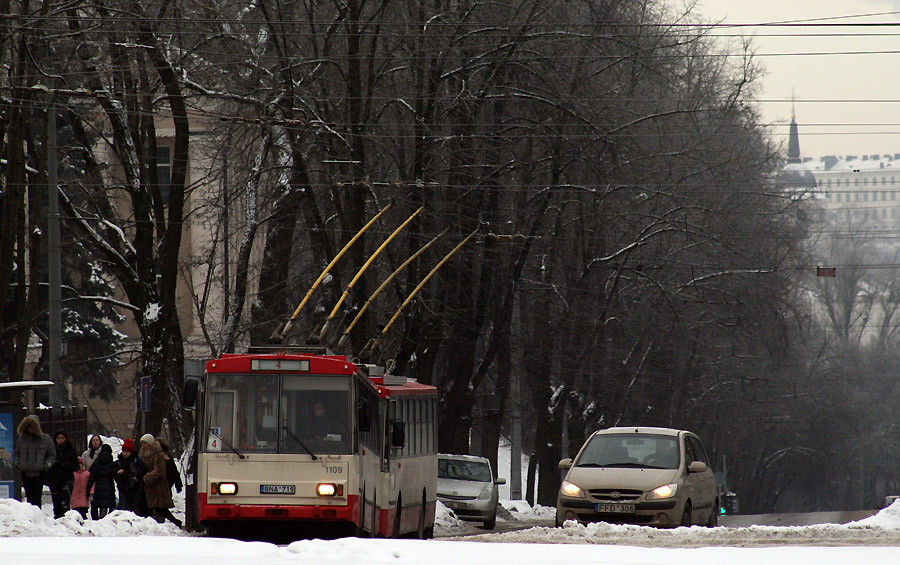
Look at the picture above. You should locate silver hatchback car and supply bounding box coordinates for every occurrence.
[437,454,506,529]
[556,427,718,528]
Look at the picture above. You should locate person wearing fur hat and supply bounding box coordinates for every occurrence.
[14,415,55,507]
[46,429,80,518]
[87,443,117,519]
[139,434,181,527]
[114,438,146,513]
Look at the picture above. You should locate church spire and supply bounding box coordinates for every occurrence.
[787,92,801,164]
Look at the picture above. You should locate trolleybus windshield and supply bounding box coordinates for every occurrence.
[203,372,352,455]
[281,375,351,455]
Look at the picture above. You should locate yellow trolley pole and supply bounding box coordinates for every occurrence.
[359,227,478,357]
[335,228,448,352]
[316,206,424,342]
[269,203,392,343]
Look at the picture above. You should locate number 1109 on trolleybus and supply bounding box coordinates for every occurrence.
[183,347,439,539]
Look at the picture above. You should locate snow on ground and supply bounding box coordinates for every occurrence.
[4,499,900,564]
[6,435,900,563]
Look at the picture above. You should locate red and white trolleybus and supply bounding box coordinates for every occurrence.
[183,346,438,539]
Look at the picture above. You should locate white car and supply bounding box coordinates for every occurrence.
[556,427,719,528]
[437,454,506,529]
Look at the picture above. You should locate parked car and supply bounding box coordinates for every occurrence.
[556,427,718,528]
[437,453,506,529]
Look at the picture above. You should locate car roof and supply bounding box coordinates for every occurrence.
[438,453,491,463]
[592,426,687,437]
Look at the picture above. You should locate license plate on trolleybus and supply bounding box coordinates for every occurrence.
[260,484,296,495]
[595,502,635,513]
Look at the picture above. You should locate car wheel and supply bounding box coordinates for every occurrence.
[680,501,692,527]
[483,513,496,530]
[706,501,719,528]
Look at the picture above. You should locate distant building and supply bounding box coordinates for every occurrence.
[781,111,900,228]
[808,153,900,227]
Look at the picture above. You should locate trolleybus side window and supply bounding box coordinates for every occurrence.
[356,379,380,454]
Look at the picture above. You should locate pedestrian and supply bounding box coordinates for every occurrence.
[114,438,145,513]
[46,429,79,518]
[13,416,55,507]
[71,457,91,519]
[82,434,103,471]
[87,443,117,519]
[155,437,183,496]
[138,434,181,527]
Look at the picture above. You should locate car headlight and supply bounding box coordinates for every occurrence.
[560,480,585,499]
[647,483,677,500]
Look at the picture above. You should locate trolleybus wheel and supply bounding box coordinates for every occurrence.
[392,496,402,538]
[416,492,426,539]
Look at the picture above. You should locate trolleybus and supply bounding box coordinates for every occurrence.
[183,347,438,539]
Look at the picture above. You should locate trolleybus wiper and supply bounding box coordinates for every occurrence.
[282,425,318,460]
[212,431,246,459]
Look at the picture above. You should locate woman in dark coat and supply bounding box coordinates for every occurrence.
[114,438,146,513]
[86,443,117,519]
[46,429,79,518]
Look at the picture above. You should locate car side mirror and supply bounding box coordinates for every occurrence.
[688,460,708,473]
[495,477,507,485]
[558,458,572,470]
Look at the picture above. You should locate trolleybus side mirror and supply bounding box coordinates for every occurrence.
[358,400,372,432]
[183,376,201,409]
[391,420,406,448]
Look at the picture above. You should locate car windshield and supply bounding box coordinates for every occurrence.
[439,458,492,482]
[574,433,680,469]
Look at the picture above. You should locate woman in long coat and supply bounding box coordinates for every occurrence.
[138,434,181,527]
[86,444,117,519]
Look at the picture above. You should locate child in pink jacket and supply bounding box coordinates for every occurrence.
[71,457,91,519]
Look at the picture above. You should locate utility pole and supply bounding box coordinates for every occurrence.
[510,295,522,499]
[47,103,64,406]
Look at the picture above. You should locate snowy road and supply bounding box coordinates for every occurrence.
[5,498,900,564]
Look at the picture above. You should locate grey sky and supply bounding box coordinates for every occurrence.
[696,0,900,160]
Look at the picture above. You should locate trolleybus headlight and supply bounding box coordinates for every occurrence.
[316,483,343,497]
[216,482,238,495]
